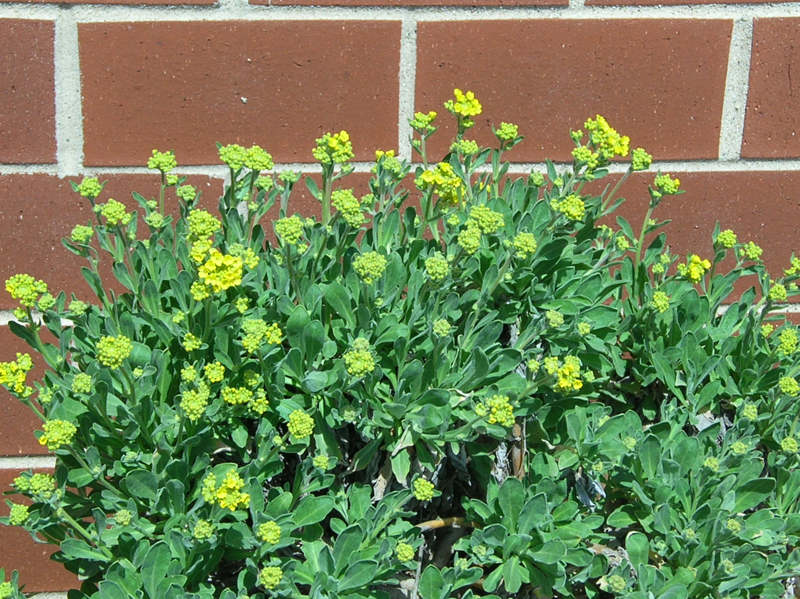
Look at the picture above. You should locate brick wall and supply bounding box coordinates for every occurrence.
[1,0,800,593]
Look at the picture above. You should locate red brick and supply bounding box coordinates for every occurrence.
[0,469,79,592]
[0,20,56,164]
[0,174,222,309]
[742,19,800,159]
[79,21,401,167]
[269,0,564,6]
[2,0,211,4]
[416,20,731,163]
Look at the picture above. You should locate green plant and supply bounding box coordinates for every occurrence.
[2,90,800,599]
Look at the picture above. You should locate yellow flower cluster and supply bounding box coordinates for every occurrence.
[14,472,56,499]
[288,409,314,439]
[769,283,788,302]
[8,503,29,526]
[71,225,94,244]
[353,252,387,284]
[651,291,670,313]
[413,478,435,501]
[631,148,652,171]
[779,376,800,396]
[258,521,282,544]
[495,122,519,142]
[181,381,210,421]
[183,333,203,352]
[72,373,92,394]
[717,229,737,248]
[425,254,449,282]
[344,338,375,377]
[259,566,283,590]
[653,174,681,196]
[313,455,330,470]
[415,163,463,207]
[241,320,283,353]
[313,131,354,164]
[250,389,269,415]
[147,149,177,173]
[410,111,437,131]
[546,310,564,328]
[222,386,253,406]
[202,471,249,511]
[218,144,247,170]
[577,322,592,336]
[275,215,304,245]
[468,205,504,234]
[204,361,225,383]
[396,542,416,562]
[39,419,77,450]
[551,194,586,221]
[229,244,260,269]
[555,356,583,393]
[444,89,482,129]
[785,256,800,276]
[475,394,515,427]
[779,328,798,354]
[740,241,763,261]
[94,199,132,227]
[198,250,243,294]
[187,210,221,242]
[433,319,451,337]
[76,177,103,199]
[244,145,274,171]
[374,150,403,176]
[782,437,799,453]
[572,146,600,174]
[6,274,48,308]
[97,335,133,369]
[585,116,630,161]
[193,520,215,541]
[176,185,196,202]
[0,353,34,396]
[451,139,480,155]
[677,255,711,284]
[332,189,365,228]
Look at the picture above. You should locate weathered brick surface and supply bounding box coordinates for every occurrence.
[742,19,800,159]
[416,20,731,163]
[268,0,565,6]
[0,20,56,164]
[79,21,401,167]
[0,469,79,592]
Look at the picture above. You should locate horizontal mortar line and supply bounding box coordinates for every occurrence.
[5,2,800,21]
[31,594,68,599]
[0,456,57,469]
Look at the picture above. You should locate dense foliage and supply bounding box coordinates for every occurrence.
[2,90,800,599]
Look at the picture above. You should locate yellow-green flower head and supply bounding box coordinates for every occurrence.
[396,542,415,562]
[94,198,132,227]
[240,320,280,353]
[726,518,742,534]
[615,236,631,252]
[677,255,711,284]
[546,310,564,328]
[572,146,600,174]
[512,232,537,259]
[740,241,763,261]
[555,356,583,393]
[433,319,451,337]
[468,205,504,235]
[288,409,314,439]
[585,115,630,161]
[603,574,627,595]
[527,358,541,374]
[222,386,253,406]
[482,394,514,427]
[183,333,203,352]
[15,472,56,499]
[592,460,604,473]
[495,122,519,142]
[458,223,482,255]
[577,322,592,336]
[416,162,463,207]
[244,145,274,171]
[250,389,270,415]
[213,470,250,511]
[252,175,274,194]
[529,172,545,187]
[96,335,133,369]
[0,353,34,396]
[413,478,435,501]
[35,292,55,312]
[786,256,800,276]
[344,338,375,377]
[176,185,197,203]
[187,209,221,242]
[219,144,247,170]
[373,150,404,176]
[354,252,387,285]
[115,510,133,527]
[38,386,53,404]
[410,111,437,131]
[743,403,758,421]
[332,189,365,228]
[69,300,88,316]
[228,244,260,269]
[181,365,197,383]
[551,194,586,221]
[762,323,774,337]
[731,441,747,455]
[198,249,244,294]
[623,436,637,451]
[769,283,788,303]
[543,356,560,376]
[781,436,799,453]
[258,521,282,544]
[779,328,798,354]
[445,89,482,123]
[275,215,304,245]
[451,139,480,155]
[8,502,29,526]
[653,174,680,195]
[189,238,213,266]
[313,455,331,470]
[425,254,449,282]
[704,456,719,472]
[71,373,92,394]
[166,174,179,186]
[76,177,103,199]
[716,229,737,249]
[39,419,77,451]
[631,148,652,172]
[190,281,211,302]
[147,149,177,173]
[313,131,354,164]
[71,224,94,244]
[259,566,282,590]
[193,519,215,541]
[234,297,249,314]
[132,367,143,378]
[145,212,165,229]
[6,274,48,308]
[780,376,800,396]
[651,291,670,313]
[204,361,225,383]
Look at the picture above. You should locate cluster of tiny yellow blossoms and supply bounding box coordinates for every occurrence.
[457,224,482,255]
[235,298,249,314]
[740,241,763,261]
[782,437,799,453]
[704,456,720,472]
[258,521,282,544]
[762,324,774,338]
[147,149,177,173]
[475,395,515,427]
[555,356,583,393]
[551,194,586,221]
[249,389,269,415]
[222,386,253,406]
[259,566,283,590]
[413,478,435,501]
[14,472,56,499]
[39,419,77,451]
[717,230,738,248]
[512,232,537,259]
[769,283,788,303]
[530,172,545,187]
[275,216,304,245]
[6,274,48,308]
[743,403,758,421]
[396,542,416,562]
[183,333,203,352]
[96,335,133,369]
[631,148,653,171]
[204,361,226,383]
[313,131,354,164]
[604,575,627,594]
[615,236,631,252]
[451,139,480,155]
[94,199,132,227]
[244,145,274,171]
[577,322,592,336]
[584,116,630,162]
[187,210,222,242]
[115,509,133,526]
[495,122,519,142]
[71,225,94,244]
[731,441,748,455]
[651,291,670,313]
[779,376,800,396]
[468,205,505,234]
[228,244,260,270]
[176,185,196,203]
[546,310,564,328]
[71,373,92,394]
[344,338,376,377]
[313,455,330,470]
[410,111,437,132]
[76,177,103,199]
[779,328,798,354]
[416,163,464,207]
[373,150,404,177]
[425,254,449,282]
[433,319,452,337]
[288,409,314,439]
[69,300,88,316]
[331,189,365,228]
[353,252,387,284]
[572,146,600,174]
[444,89,482,128]
[0,353,34,396]
[653,174,681,197]
[198,250,243,294]
[677,255,711,284]
[189,238,213,266]
[241,320,283,354]
[202,471,250,511]
[193,520,215,541]
[786,256,800,276]
[8,503,29,526]
[0,581,12,599]
[218,144,248,170]
[181,382,210,421]
[145,212,165,229]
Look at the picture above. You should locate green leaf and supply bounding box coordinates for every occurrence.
[338,559,378,593]
[497,478,524,531]
[142,542,171,598]
[333,525,364,572]
[639,435,661,480]
[98,581,129,599]
[293,495,334,528]
[60,539,111,563]
[734,478,775,513]
[607,505,637,528]
[419,565,447,599]
[322,281,355,328]
[503,556,523,593]
[626,531,649,573]
[517,493,547,535]
[529,540,566,564]
[123,470,158,502]
[302,371,329,393]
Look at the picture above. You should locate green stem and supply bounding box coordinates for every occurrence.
[601,167,632,214]
[59,510,114,560]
